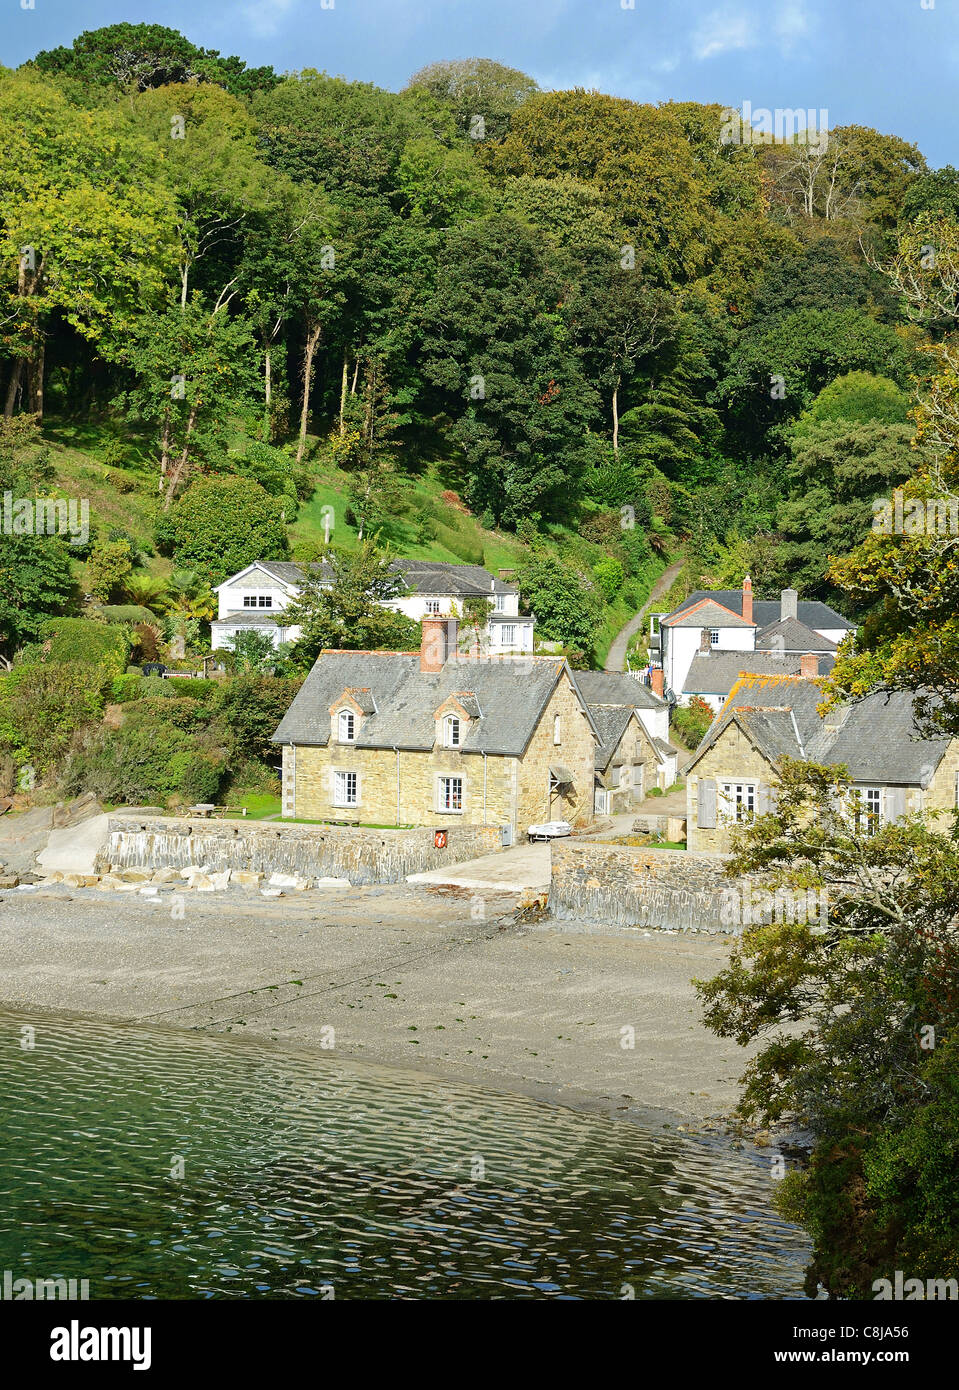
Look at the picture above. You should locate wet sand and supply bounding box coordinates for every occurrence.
[0,882,753,1128]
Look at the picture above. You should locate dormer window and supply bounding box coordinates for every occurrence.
[444,715,461,748]
[338,710,356,743]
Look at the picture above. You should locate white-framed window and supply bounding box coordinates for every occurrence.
[333,771,358,807]
[709,629,720,646]
[443,715,461,748]
[553,715,562,745]
[243,594,273,608]
[720,781,756,823]
[438,776,463,812]
[500,624,516,645]
[337,709,356,743]
[853,786,883,837]
[425,599,441,615]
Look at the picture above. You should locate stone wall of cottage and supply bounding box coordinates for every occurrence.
[923,739,959,816]
[284,668,596,832]
[686,723,774,853]
[597,716,657,811]
[289,741,517,828]
[515,671,596,830]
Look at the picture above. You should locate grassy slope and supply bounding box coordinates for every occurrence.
[44,427,674,666]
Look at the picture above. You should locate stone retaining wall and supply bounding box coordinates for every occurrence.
[549,840,738,933]
[96,816,502,886]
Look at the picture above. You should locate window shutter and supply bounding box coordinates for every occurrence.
[698,778,717,828]
[885,787,906,822]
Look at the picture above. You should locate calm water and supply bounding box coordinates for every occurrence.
[0,1009,809,1300]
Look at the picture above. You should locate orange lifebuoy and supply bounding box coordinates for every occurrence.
[434,830,447,849]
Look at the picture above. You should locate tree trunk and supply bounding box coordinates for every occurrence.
[162,405,198,511]
[3,359,23,422]
[350,357,360,395]
[28,340,45,422]
[265,349,272,407]
[339,351,349,435]
[612,378,620,455]
[296,322,322,465]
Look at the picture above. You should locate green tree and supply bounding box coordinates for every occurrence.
[515,554,601,657]
[0,70,178,420]
[30,23,279,97]
[403,59,539,141]
[86,539,134,603]
[116,299,259,504]
[420,213,598,525]
[157,476,289,586]
[697,758,959,1297]
[284,542,420,664]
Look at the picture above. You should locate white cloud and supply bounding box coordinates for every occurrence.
[775,1,812,53]
[241,0,299,40]
[692,8,757,61]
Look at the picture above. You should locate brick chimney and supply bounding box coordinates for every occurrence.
[800,652,819,678]
[699,627,712,653]
[420,616,456,673]
[742,573,753,626]
[650,666,665,698]
[781,588,798,621]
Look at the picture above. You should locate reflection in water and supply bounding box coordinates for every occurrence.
[0,1009,809,1299]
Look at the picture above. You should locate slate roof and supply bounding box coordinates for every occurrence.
[755,617,839,653]
[688,674,950,785]
[211,613,282,629]
[668,590,854,631]
[252,560,335,586]
[684,651,834,697]
[389,559,517,597]
[663,598,754,629]
[572,670,667,711]
[590,706,635,772]
[272,652,587,755]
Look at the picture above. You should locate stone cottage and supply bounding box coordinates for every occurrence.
[271,617,600,838]
[572,670,679,810]
[685,671,959,852]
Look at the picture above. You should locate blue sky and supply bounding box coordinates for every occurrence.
[4,0,957,167]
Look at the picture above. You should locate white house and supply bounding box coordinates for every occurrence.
[211,558,535,655]
[647,578,854,705]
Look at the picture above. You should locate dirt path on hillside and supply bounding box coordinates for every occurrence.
[604,556,685,672]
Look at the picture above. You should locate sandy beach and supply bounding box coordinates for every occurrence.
[0,880,754,1128]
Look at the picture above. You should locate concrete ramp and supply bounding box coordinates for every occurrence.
[37,814,112,876]
[407,842,550,893]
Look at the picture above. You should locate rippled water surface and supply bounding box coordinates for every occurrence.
[0,1009,809,1299]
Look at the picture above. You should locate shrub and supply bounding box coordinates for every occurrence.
[157,475,289,585]
[168,750,226,803]
[0,661,106,773]
[671,695,714,748]
[593,556,624,601]
[110,673,142,703]
[32,617,131,678]
[213,673,302,761]
[98,605,157,625]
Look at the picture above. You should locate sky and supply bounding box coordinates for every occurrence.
[3,0,957,168]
